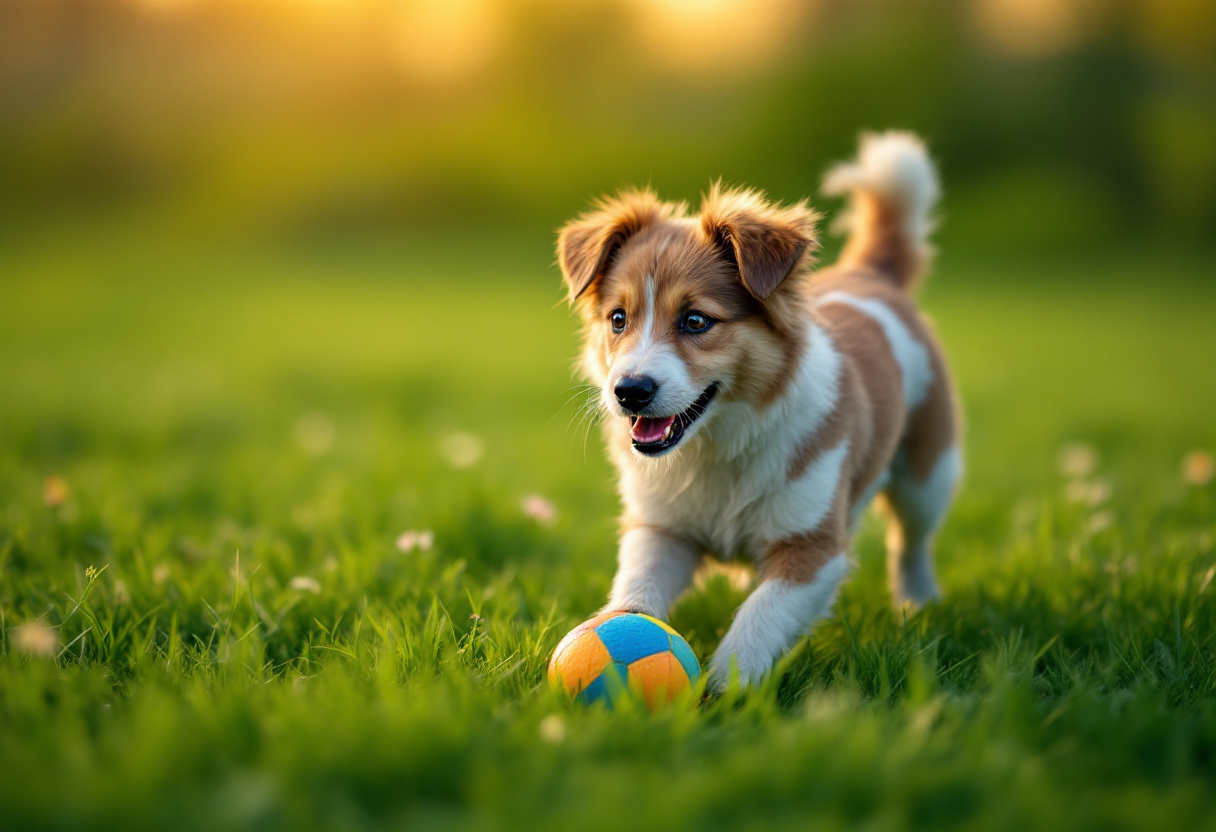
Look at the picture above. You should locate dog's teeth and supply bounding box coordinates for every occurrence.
[662,424,673,441]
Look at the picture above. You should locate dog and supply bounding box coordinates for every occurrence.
[556,132,961,691]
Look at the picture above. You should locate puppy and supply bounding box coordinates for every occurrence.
[556,132,961,691]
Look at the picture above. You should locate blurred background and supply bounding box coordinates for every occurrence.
[2,0,1213,253]
[1,0,1213,541]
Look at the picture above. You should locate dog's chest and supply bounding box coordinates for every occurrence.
[620,439,795,560]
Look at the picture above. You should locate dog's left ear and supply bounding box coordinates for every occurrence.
[700,183,820,301]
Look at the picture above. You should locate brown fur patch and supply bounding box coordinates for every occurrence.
[835,192,929,288]
[825,305,906,498]
[809,264,960,483]
[785,358,856,485]
[785,306,904,515]
[762,496,847,584]
[750,324,804,410]
[699,183,821,301]
[902,343,958,482]
[556,190,683,303]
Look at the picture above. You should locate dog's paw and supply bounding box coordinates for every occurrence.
[894,565,940,609]
[707,653,769,695]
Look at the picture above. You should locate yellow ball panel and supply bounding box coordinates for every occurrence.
[547,628,612,696]
[636,613,679,636]
[628,651,691,709]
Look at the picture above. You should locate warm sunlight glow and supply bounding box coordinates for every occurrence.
[115,0,816,81]
[972,0,1100,57]
[130,0,202,12]
[632,0,818,73]
[392,0,503,84]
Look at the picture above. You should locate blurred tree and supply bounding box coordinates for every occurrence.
[0,0,1211,252]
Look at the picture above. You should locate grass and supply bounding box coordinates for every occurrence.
[1,231,1214,831]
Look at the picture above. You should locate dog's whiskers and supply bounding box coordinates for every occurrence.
[550,384,599,430]
[559,387,602,440]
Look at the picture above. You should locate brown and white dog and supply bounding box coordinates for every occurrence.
[556,132,961,691]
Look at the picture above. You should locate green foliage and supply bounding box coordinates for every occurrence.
[2,0,1214,250]
[0,236,1214,830]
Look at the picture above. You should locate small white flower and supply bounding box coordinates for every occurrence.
[521,495,557,526]
[1065,479,1111,507]
[538,714,566,743]
[293,413,334,456]
[1058,443,1098,479]
[440,432,483,468]
[14,622,59,657]
[396,530,434,553]
[1087,511,1113,534]
[289,576,321,593]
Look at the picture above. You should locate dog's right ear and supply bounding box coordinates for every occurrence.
[699,183,819,302]
[556,190,672,304]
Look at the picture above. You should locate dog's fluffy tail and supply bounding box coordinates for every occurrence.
[821,131,939,289]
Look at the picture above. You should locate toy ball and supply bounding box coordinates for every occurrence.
[548,611,701,709]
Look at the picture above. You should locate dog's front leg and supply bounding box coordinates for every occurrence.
[604,525,700,619]
[708,552,850,691]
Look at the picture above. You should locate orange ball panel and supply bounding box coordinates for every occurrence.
[547,629,612,696]
[548,611,620,669]
[628,650,691,710]
[575,611,623,633]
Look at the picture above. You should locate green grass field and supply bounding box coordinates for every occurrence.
[2,232,1214,831]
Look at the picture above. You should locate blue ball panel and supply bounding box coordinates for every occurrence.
[669,634,701,683]
[576,661,630,707]
[594,615,670,665]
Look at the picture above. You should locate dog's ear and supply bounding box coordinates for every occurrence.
[699,183,820,301]
[556,190,673,304]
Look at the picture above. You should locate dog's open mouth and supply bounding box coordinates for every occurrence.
[629,384,718,456]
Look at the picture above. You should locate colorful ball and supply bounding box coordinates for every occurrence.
[548,611,701,709]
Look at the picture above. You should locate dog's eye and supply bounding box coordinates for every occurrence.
[681,311,712,333]
[610,309,627,333]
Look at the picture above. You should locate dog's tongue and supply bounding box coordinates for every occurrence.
[631,415,676,444]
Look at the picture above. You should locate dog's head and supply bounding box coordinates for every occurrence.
[557,184,819,458]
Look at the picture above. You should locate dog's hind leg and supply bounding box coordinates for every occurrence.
[880,444,961,606]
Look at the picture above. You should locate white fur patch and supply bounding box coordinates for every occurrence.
[604,272,702,420]
[817,292,933,411]
[606,527,701,617]
[636,274,658,357]
[754,440,850,541]
[708,322,843,463]
[709,553,850,690]
[885,445,962,604]
[821,130,939,249]
[888,445,961,538]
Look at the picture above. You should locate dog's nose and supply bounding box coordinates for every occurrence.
[614,375,658,413]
